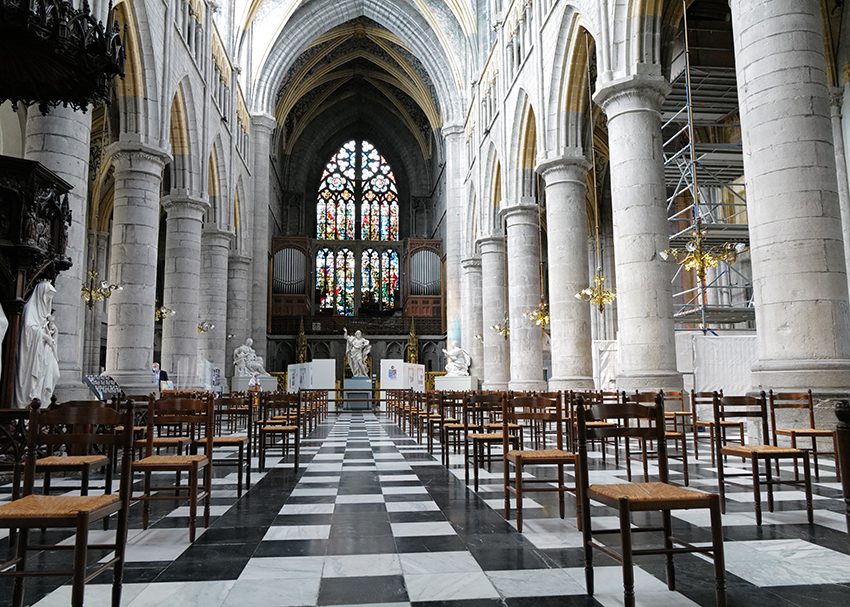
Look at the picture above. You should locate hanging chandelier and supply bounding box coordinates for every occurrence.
[154,305,175,322]
[576,273,617,314]
[80,268,122,309]
[524,301,550,334]
[660,219,745,285]
[490,317,510,339]
[197,320,215,333]
[0,0,126,113]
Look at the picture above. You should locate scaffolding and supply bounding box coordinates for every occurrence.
[660,6,754,333]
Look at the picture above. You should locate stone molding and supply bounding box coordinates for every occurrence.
[536,152,591,185]
[476,234,506,255]
[161,194,210,217]
[251,113,277,132]
[441,122,465,139]
[108,142,171,176]
[593,74,671,120]
[500,202,539,227]
[460,256,482,272]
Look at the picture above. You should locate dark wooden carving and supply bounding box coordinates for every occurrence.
[836,401,850,553]
[0,155,73,405]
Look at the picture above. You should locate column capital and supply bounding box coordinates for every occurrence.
[441,122,466,139]
[593,74,671,119]
[251,113,277,133]
[830,86,844,115]
[228,252,252,266]
[161,194,210,218]
[536,151,591,184]
[460,256,482,272]
[107,141,171,176]
[202,224,236,246]
[477,234,506,255]
[500,202,540,226]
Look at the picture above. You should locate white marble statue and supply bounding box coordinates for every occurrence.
[232,337,269,377]
[0,305,7,385]
[15,281,60,407]
[343,328,371,377]
[443,341,471,377]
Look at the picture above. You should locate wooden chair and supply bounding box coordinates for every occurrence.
[713,392,814,525]
[503,394,576,532]
[691,389,744,464]
[463,393,519,491]
[769,389,840,481]
[0,408,29,547]
[570,391,619,466]
[576,395,727,607]
[258,392,301,472]
[0,399,136,607]
[35,400,114,500]
[440,392,467,467]
[625,391,690,486]
[133,394,214,542]
[194,394,252,496]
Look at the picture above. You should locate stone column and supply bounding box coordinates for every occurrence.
[442,123,466,341]
[83,230,109,375]
[24,106,92,399]
[501,203,546,391]
[479,236,510,389]
[198,225,233,387]
[226,253,252,383]
[460,257,484,378]
[105,144,170,390]
[250,114,276,362]
[832,88,850,301]
[160,196,208,387]
[537,153,594,389]
[595,75,682,391]
[730,0,850,390]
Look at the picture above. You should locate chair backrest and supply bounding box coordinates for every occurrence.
[463,392,503,428]
[712,391,768,450]
[24,399,135,495]
[691,390,721,420]
[768,389,815,432]
[504,394,563,450]
[576,392,668,481]
[664,390,686,413]
[145,394,214,456]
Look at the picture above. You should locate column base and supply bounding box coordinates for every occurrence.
[548,376,595,391]
[508,380,548,392]
[615,370,683,392]
[105,370,158,395]
[53,379,91,402]
[481,381,509,391]
[751,359,850,393]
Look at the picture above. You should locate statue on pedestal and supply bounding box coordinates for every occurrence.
[343,328,371,377]
[233,338,269,377]
[15,281,61,407]
[443,340,471,377]
[405,319,419,364]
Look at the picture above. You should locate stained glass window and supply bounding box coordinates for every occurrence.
[316,141,356,240]
[315,140,400,315]
[315,247,355,316]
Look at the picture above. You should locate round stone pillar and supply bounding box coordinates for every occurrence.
[442,123,466,341]
[595,76,682,391]
[25,105,92,399]
[198,225,233,387]
[226,253,252,382]
[160,196,209,387]
[105,144,170,390]
[537,153,594,390]
[250,114,277,362]
[730,0,850,390]
[501,203,546,391]
[460,257,484,378]
[478,236,510,390]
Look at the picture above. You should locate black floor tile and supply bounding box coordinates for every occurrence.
[318,574,409,605]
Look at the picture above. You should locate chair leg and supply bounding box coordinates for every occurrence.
[503,456,510,520]
[203,464,212,528]
[473,441,480,492]
[112,502,130,607]
[662,510,675,591]
[709,425,716,467]
[803,451,814,524]
[709,495,727,607]
[557,463,565,520]
[72,514,90,607]
[811,436,819,481]
[619,500,635,607]
[464,435,470,486]
[515,461,524,532]
[765,458,775,513]
[189,466,198,543]
[751,457,763,526]
[12,527,29,607]
[681,436,690,486]
[237,443,244,497]
[259,431,266,472]
[142,471,151,530]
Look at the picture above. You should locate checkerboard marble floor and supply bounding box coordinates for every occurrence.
[4,412,850,606]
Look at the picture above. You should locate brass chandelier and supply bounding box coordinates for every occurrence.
[80,268,122,309]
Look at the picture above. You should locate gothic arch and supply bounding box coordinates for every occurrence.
[112,0,159,141]
[606,0,664,80]
[508,91,540,203]
[167,80,200,194]
[483,143,502,234]
[207,138,229,227]
[233,177,247,254]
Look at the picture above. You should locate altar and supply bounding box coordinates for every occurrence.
[343,377,373,411]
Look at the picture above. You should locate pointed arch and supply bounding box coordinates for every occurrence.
[508,91,539,202]
[233,176,247,253]
[168,80,200,193]
[207,138,229,227]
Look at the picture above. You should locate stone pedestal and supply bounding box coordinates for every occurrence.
[232,375,278,392]
[537,153,594,390]
[502,203,546,392]
[595,75,682,391]
[731,0,850,391]
[478,235,510,390]
[343,377,373,411]
[434,375,480,392]
[105,144,170,391]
